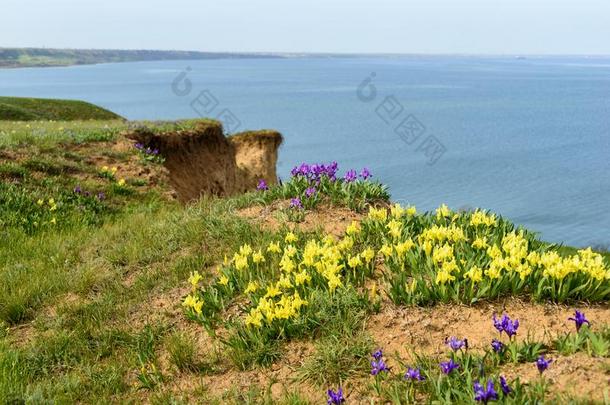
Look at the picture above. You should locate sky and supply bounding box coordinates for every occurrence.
[3,0,610,55]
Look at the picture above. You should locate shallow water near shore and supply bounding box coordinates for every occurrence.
[1,56,609,247]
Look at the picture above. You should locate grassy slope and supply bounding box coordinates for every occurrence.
[0,97,123,121]
[0,120,609,403]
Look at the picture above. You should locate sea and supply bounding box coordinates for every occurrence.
[1,55,609,247]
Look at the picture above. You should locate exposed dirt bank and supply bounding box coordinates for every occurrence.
[126,121,282,202]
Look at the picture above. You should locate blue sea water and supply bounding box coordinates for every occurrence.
[1,56,609,247]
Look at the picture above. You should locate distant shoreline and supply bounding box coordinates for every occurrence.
[0,48,287,69]
[2,47,609,69]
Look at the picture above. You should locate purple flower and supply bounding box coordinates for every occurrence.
[473,379,498,404]
[370,358,390,375]
[404,367,425,381]
[372,349,383,361]
[536,355,552,374]
[446,336,468,351]
[327,387,345,404]
[134,142,143,150]
[360,167,372,180]
[491,339,505,354]
[151,148,159,155]
[305,187,316,198]
[73,185,82,194]
[440,359,460,375]
[290,197,303,209]
[568,310,590,331]
[499,376,512,395]
[343,169,357,183]
[493,313,519,338]
[257,179,269,191]
[97,192,105,201]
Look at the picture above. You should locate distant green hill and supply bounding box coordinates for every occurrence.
[0,48,283,68]
[0,96,122,121]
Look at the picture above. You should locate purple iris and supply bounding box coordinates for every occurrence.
[491,339,505,353]
[344,169,357,183]
[372,349,383,361]
[305,187,316,198]
[73,185,82,194]
[360,167,372,180]
[568,310,590,331]
[327,387,345,404]
[499,376,512,395]
[134,142,143,150]
[256,179,268,191]
[536,355,552,374]
[446,336,468,351]
[97,192,105,201]
[473,379,498,404]
[440,359,460,375]
[290,197,303,209]
[404,367,425,381]
[371,358,390,376]
[493,313,519,338]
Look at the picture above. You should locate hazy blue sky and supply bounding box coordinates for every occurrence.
[3,0,609,54]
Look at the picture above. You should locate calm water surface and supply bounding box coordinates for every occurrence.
[1,56,609,247]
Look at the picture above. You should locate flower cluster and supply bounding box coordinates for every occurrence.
[134,142,164,163]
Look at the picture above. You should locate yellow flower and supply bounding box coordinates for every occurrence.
[182,294,203,314]
[361,247,376,263]
[279,254,296,273]
[421,240,433,256]
[285,232,298,243]
[294,270,312,286]
[267,241,281,254]
[432,243,454,263]
[406,205,417,216]
[337,237,352,251]
[322,235,336,246]
[188,271,202,289]
[244,281,258,294]
[111,166,118,174]
[252,250,265,264]
[37,199,44,206]
[223,255,231,266]
[390,203,405,218]
[435,203,451,220]
[239,244,253,256]
[346,220,361,236]
[218,275,229,286]
[284,244,297,257]
[348,254,362,269]
[368,207,387,222]
[380,244,393,257]
[464,266,483,283]
[435,269,455,284]
[245,309,263,328]
[117,179,126,186]
[277,275,293,289]
[472,237,488,250]
[48,198,55,205]
[50,217,57,225]
[264,285,282,298]
[394,239,415,257]
[470,210,497,227]
[101,166,109,172]
[234,254,248,271]
[327,274,343,293]
[387,219,402,239]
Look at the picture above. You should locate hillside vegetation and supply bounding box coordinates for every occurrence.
[0,97,122,121]
[0,118,609,403]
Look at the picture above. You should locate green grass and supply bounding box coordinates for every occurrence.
[0,118,609,403]
[0,96,122,121]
